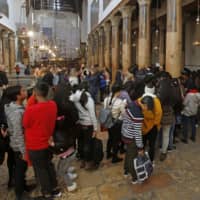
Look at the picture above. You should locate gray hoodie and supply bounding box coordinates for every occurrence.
[5,102,25,154]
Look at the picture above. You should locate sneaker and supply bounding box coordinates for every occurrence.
[160,153,167,162]
[167,146,176,152]
[123,172,129,179]
[181,139,188,144]
[112,157,123,163]
[190,137,196,142]
[51,189,62,198]
[67,182,77,192]
[68,173,78,180]
[131,179,139,185]
[67,166,76,173]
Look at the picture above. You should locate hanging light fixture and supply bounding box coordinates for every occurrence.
[153,0,160,51]
[193,0,200,46]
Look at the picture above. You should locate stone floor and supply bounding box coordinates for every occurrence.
[0,129,200,200]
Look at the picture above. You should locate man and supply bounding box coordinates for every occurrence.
[23,82,61,199]
[4,86,29,200]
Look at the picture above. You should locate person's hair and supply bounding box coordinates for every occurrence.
[34,82,49,98]
[141,96,154,111]
[5,85,22,102]
[111,83,122,95]
[109,83,122,105]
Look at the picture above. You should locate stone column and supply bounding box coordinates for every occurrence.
[94,32,99,65]
[137,0,151,69]
[121,6,134,73]
[104,22,111,69]
[98,28,104,69]
[111,16,121,83]
[8,33,16,74]
[87,35,92,67]
[0,36,3,64]
[166,0,182,77]
[1,31,9,69]
[159,20,165,67]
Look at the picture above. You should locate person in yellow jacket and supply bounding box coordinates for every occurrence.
[138,85,163,163]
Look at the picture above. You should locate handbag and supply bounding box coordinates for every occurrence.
[134,152,153,183]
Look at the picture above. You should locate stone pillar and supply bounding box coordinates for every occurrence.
[0,37,3,64]
[94,32,99,65]
[159,20,165,67]
[137,0,151,69]
[87,35,92,67]
[98,28,104,69]
[111,16,121,83]
[166,0,182,77]
[121,6,134,73]
[8,33,16,74]
[104,22,111,69]
[1,31,9,70]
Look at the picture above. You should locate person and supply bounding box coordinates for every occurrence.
[23,82,61,199]
[104,84,126,163]
[70,84,98,170]
[0,88,15,189]
[4,86,30,200]
[15,65,20,76]
[140,86,162,163]
[53,84,79,192]
[0,65,8,98]
[181,84,200,143]
[122,96,154,184]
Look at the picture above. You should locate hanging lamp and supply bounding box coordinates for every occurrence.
[153,0,160,51]
[193,0,200,46]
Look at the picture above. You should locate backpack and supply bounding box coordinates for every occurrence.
[99,98,115,129]
[91,138,104,164]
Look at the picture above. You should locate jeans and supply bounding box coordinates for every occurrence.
[124,141,137,180]
[14,152,27,197]
[168,122,175,148]
[143,126,158,162]
[182,115,196,140]
[107,121,122,159]
[29,149,58,195]
[161,125,171,154]
[57,153,76,187]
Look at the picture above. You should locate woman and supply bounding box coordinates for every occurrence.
[70,83,98,170]
[122,96,154,184]
[104,84,126,163]
[53,84,79,192]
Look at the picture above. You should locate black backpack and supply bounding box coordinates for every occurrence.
[91,138,104,164]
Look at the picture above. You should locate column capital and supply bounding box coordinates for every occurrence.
[120,6,135,18]
[103,22,111,32]
[137,0,151,6]
[97,27,104,36]
[110,15,121,27]
[8,33,16,40]
[1,30,9,38]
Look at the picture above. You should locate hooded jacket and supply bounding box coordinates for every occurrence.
[5,102,25,154]
[182,89,200,116]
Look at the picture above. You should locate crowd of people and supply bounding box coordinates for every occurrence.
[0,63,200,200]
